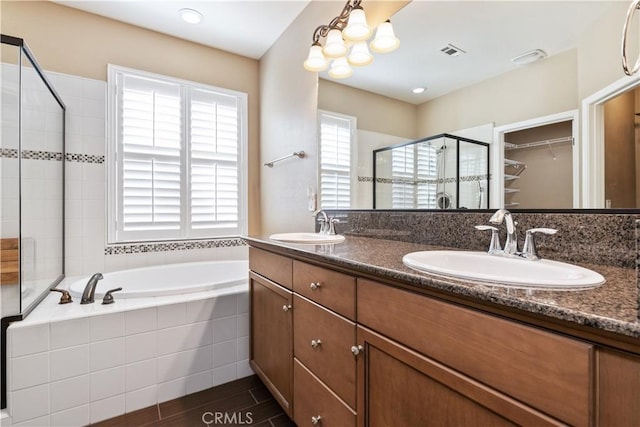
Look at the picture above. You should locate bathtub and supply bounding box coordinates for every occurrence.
[69,260,249,299]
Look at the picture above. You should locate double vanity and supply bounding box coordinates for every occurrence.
[246,211,640,426]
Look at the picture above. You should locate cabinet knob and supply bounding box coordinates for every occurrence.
[310,282,321,290]
[311,415,322,425]
[351,345,364,356]
[282,304,292,312]
[311,339,322,349]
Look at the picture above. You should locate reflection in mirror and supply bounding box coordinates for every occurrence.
[373,134,489,209]
[317,1,639,210]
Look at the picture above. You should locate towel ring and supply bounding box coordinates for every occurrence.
[622,0,640,76]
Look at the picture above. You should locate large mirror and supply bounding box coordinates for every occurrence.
[316,0,637,210]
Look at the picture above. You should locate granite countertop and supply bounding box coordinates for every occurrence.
[245,234,640,340]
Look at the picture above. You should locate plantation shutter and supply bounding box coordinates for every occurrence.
[118,74,182,235]
[416,144,438,208]
[391,146,415,208]
[190,89,239,230]
[319,112,352,209]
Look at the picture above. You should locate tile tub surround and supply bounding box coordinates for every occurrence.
[246,235,639,339]
[5,283,251,426]
[326,210,638,269]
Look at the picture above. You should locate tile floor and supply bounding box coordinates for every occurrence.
[91,375,295,426]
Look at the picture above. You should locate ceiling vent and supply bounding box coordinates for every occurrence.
[440,44,466,57]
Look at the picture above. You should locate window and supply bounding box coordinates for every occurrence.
[391,143,438,208]
[318,111,355,209]
[107,65,247,243]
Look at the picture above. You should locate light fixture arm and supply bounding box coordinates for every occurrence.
[311,0,363,44]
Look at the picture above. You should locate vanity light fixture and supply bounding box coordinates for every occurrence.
[511,49,547,65]
[303,0,399,78]
[179,8,203,24]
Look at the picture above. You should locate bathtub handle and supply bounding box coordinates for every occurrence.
[50,288,73,304]
[282,304,292,312]
[102,287,123,305]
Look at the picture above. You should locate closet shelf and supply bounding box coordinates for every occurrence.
[504,188,520,194]
[505,202,520,207]
[504,174,520,181]
[504,158,525,166]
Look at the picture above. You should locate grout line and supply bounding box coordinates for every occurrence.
[156,403,162,421]
[248,388,260,404]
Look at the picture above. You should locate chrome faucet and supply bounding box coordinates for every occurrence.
[489,209,518,255]
[80,272,103,304]
[312,209,329,234]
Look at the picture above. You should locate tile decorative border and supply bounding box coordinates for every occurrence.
[65,153,104,164]
[371,174,491,186]
[104,237,247,255]
[0,149,104,164]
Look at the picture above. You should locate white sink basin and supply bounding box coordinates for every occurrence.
[402,250,605,290]
[269,232,345,244]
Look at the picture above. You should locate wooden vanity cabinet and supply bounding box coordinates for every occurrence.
[597,348,640,426]
[249,248,294,417]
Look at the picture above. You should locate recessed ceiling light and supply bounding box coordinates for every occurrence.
[412,87,426,94]
[179,8,203,24]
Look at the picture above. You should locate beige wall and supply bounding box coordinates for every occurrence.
[417,49,579,136]
[318,79,418,139]
[1,0,262,233]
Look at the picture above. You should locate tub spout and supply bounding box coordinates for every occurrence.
[80,272,103,304]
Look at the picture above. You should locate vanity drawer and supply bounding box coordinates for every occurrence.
[357,279,594,427]
[294,294,356,409]
[249,247,292,289]
[294,359,356,427]
[293,260,356,320]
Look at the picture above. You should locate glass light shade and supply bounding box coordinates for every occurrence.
[329,57,353,79]
[348,42,373,66]
[370,20,400,53]
[304,44,328,72]
[322,29,347,58]
[342,8,372,42]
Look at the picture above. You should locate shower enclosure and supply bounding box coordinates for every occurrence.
[1,35,65,408]
[373,133,490,209]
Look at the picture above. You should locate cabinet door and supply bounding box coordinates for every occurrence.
[356,326,563,427]
[250,272,293,417]
[597,348,640,426]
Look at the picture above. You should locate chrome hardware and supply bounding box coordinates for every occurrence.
[521,228,558,261]
[311,339,322,348]
[102,287,122,305]
[311,415,322,425]
[313,210,330,234]
[474,225,502,255]
[327,218,340,236]
[622,0,640,75]
[489,209,518,255]
[351,345,364,356]
[50,288,72,304]
[80,272,103,304]
[310,282,321,290]
[282,304,292,312]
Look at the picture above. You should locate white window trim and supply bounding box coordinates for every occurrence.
[317,109,356,209]
[106,64,248,244]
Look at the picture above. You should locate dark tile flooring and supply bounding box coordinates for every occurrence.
[91,375,296,427]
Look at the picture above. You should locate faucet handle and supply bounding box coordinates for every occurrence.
[328,218,340,236]
[50,288,73,304]
[474,225,502,254]
[102,287,123,305]
[522,228,558,260]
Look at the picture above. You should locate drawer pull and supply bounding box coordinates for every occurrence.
[311,415,322,425]
[282,304,292,312]
[310,282,321,290]
[351,345,364,356]
[311,339,322,349]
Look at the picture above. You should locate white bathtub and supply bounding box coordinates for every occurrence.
[69,260,249,299]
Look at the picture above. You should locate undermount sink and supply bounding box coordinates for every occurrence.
[269,232,345,244]
[402,250,605,290]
